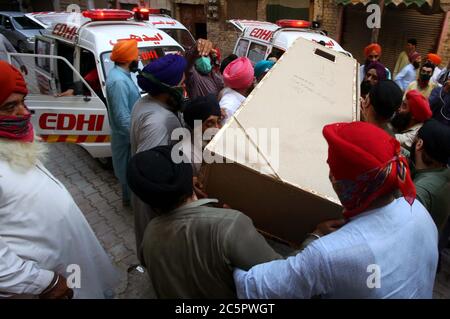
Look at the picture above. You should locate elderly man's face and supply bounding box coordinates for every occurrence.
[0,93,28,117]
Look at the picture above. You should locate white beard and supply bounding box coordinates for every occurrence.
[0,137,47,173]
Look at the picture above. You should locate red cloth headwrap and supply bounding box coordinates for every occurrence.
[0,61,33,142]
[364,43,382,58]
[0,61,28,105]
[427,53,442,66]
[406,90,432,122]
[323,122,416,219]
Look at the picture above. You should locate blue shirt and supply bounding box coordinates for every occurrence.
[105,66,140,185]
[234,198,438,299]
[395,64,417,91]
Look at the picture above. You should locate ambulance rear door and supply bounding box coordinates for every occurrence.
[7,52,110,151]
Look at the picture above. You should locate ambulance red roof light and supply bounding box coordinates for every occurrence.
[133,7,152,21]
[82,9,133,21]
[133,7,161,14]
[276,19,311,29]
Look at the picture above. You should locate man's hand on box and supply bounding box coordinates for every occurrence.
[313,219,346,237]
[193,176,208,199]
[39,273,73,299]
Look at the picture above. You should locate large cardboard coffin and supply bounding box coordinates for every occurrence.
[203,37,360,246]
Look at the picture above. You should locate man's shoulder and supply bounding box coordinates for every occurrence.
[415,169,450,187]
[406,81,417,89]
[106,68,128,84]
[189,204,246,221]
[159,204,249,227]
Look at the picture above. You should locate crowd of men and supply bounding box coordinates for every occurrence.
[0,32,450,299]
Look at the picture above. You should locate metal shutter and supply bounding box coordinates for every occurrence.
[341,4,372,65]
[378,6,445,72]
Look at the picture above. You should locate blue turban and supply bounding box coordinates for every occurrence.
[254,60,275,80]
[138,54,187,94]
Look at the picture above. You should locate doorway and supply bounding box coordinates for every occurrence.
[178,4,207,39]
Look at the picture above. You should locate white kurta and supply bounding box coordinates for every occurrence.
[0,160,120,299]
[219,88,246,124]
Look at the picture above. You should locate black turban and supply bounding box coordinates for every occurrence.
[183,94,221,130]
[369,80,403,120]
[418,119,450,164]
[127,145,193,211]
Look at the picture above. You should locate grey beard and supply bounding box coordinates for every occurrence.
[0,137,48,173]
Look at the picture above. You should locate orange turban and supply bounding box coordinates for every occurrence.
[364,43,382,58]
[0,61,28,105]
[427,53,442,66]
[111,39,139,63]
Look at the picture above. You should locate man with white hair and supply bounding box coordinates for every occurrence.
[0,61,119,299]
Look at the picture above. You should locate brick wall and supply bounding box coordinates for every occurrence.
[314,0,340,40]
[437,13,450,69]
[207,0,267,57]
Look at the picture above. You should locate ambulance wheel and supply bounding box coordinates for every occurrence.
[97,157,113,170]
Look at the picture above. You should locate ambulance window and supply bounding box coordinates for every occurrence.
[80,49,103,100]
[247,42,268,65]
[10,53,94,98]
[161,29,195,50]
[268,47,285,61]
[56,42,75,93]
[35,40,52,73]
[235,39,249,58]
[100,46,183,79]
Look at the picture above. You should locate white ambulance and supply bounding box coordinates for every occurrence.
[229,19,351,65]
[27,9,196,49]
[9,9,185,163]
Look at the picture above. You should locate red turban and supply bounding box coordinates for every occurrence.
[323,122,416,218]
[406,90,432,122]
[409,52,421,63]
[0,61,28,105]
[427,53,442,66]
[111,39,139,63]
[364,43,382,58]
[223,57,254,90]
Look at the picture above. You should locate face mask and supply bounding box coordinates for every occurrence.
[413,62,420,69]
[419,73,432,82]
[0,113,34,142]
[195,57,212,75]
[129,60,140,73]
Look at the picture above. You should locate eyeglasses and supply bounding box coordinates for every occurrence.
[368,55,379,59]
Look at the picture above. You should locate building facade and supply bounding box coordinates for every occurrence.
[312,0,450,72]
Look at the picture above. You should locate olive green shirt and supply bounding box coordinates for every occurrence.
[414,168,450,233]
[142,199,281,299]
